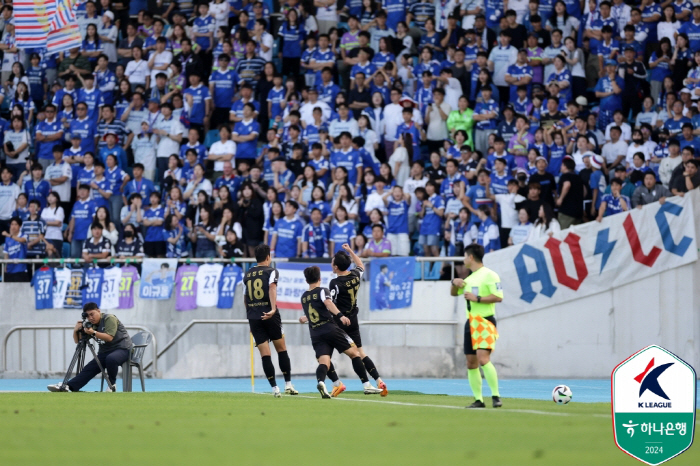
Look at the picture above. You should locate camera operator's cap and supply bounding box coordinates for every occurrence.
[575,96,588,107]
[605,59,618,67]
[591,154,604,169]
[535,155,548,165]
[103,131,118,141]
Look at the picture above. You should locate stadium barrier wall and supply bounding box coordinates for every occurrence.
[1,191,699,380]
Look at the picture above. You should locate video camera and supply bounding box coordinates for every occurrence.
[79,311,94,337]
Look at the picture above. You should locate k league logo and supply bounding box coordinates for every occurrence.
[612,345,696,465]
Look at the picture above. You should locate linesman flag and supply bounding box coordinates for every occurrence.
[15,0,82,53]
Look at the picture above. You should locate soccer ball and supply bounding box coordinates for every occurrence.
[552,385,573,404]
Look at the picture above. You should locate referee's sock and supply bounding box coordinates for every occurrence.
[362,356,381,380]
[468,368,483,402]
[350,356,369,384]
[316,363,329,383]
[278,350,292,383]
[327,363,340,386]
[482,362,500,397]
[262,355,277,388]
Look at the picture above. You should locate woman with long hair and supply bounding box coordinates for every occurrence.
[329,205,356,254]
[546,1,579,38]
[563,36,586,100]
[649,37,674,104]
[333,183,359,221]
[362,92,385,143]
[115,223,146,258]
[82,23,103,65]
[189,204,219,258]
[372,37,396,69]
[58,94,76,131]
[163,214,188,258]
[41,192,65,258]
[296,165,323,206]
[3,116,30,181]
[658,5,681,47]
[10,82,34,126]
[213,184,235,221]
[263,200,284,246]
[215,206,242,245]
[113,78,132,119]
[166,185,187,224]
[105,154,129,228]
[419,18,444,61]
[472,69,500,104]
[672,33,693,92]
[278,9,305,85]
[526,203,561,241]
[308,186,332,223]
[88,206,119,251]
[326,166,351,201]
[357,114,380,165]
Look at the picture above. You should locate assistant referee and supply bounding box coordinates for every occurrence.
[450,243,503,409]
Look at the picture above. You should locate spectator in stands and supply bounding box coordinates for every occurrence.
[475,205,501,253]
[597,178,630,221]
[142,192,167,258]
[672,159,700,196]
[88,206,118,247]
[190,204,218,258]
[633,172,672,208]
[418,180,444,257]
[67,184,97,258]
[82,222,112,261]
[2,217,28,282]
[41,192,65,258]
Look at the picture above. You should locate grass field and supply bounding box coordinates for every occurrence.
[1,391,697,466]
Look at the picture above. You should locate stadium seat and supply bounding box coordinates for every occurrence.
[425,262,442,280]
[204,129,221,149]
[414,261,422,280]
[102,331,152,392]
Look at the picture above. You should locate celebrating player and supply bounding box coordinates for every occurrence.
[243,244,298,397]
[330,244,388,396]
[300,265,381,398]
[450,244,503,408]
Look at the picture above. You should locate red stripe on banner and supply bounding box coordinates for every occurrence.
[622,215,661,267]
[277,301,303,310]
[544,233,588,291]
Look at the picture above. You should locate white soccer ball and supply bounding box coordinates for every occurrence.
[552,385,573,404]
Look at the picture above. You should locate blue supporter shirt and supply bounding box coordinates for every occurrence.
[179,143,208,165]
[77,87,103,122]
[440,174,468,199]
[278,23,305,58]
[267,87,286,120]
[308,158,331,186]
[144,205,166,242]
[490,172,513,195]
[76,166,95,188]
[233,118,260,159]
[23,179,51,208]
[4,235,27,273]
[36,119,64,160]
[330,221,356,254]
[601,193,629,216]
[330,148,363,186]
[273,217,304,258]
[217,264,243,308]
[301,222,330,258]
[473,100,499,130]
[506,64,534,102]
[123,178,155,206]
[548,143,566,175]
[230,98,260,120]
[193,15,216,50]
[183,84,211,125]
[386,199,409,234]
[594,75,625,112]
[419,193,444,235]
[90,177,112,209]
[69,118,96,154]
[209,68,238,109]
[70,199,97,241]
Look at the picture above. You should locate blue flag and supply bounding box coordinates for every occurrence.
[369,257,415,310]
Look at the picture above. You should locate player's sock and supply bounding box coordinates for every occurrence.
[278,351,292,383]
[316,364,329,383]
[262,356,277,388]
[350,356,369,383]
[327,363,340,385]
[468,368,483,402]
[362,356,381,380]
[481,362,500,397]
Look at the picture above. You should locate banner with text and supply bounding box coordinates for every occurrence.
[139,259,178,300]
[369,257,415,311]
[484,196,697,318]
[277,262,333,310]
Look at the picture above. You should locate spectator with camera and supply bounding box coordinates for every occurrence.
[48,302,133,392]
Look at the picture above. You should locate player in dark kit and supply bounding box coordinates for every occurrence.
[300,265,382,398]
[329,244,388,396]
[243,244,298,397]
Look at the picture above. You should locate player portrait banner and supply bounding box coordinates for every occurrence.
[485,196,698,318]
[369,257,415,311]
[139,259,177,300]
[276,262,333,310]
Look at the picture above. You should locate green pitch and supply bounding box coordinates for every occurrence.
[1,392,697,465]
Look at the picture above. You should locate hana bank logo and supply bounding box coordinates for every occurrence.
[635,358,674,408]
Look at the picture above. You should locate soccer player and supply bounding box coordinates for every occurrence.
[243,244,298,397]
[300,265,381,398]
[450,244,504,408]
[328,244,388,396]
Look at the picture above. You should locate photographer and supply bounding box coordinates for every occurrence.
[48,302,133,392]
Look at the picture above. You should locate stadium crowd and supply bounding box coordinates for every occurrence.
[0,0,700,280]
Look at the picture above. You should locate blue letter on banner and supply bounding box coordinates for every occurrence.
[513,245,557,303]
[655,203,692,257]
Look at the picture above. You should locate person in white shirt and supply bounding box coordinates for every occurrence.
[299,88,331,126]
[604,111,632,142]
[208,125,236,173]
[436,68,462,111]
[601,126,629,168]
[124,46,148,89]
[526,203,561,241]
[252,19,274,62]
[152,102,185,181]
[45,145,72,205]
[147,37,173,86]
[364,176,390,214]
[625,129,653,167]
[0,167,20,227]
[488,178,526,245]
[488,30,518,101]
[328,103,359,138]
[383,88,406,159]
[509,208,534,245]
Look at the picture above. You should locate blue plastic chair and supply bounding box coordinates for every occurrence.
[204,129,221,149]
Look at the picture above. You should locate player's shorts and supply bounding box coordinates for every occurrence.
[333,313,362,348]
[249,312,284,346]
[311,326,355,359]
[464,315,497,355]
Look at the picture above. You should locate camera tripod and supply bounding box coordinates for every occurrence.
[59,334,115,392]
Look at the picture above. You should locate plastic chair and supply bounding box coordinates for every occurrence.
[101,331,152,392]
[204,129,221,149]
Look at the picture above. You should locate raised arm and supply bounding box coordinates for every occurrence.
[342,243,363,269]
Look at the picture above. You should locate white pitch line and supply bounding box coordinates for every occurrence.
[257,392,607,417]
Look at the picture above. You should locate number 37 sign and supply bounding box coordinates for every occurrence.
[612,345,696,465]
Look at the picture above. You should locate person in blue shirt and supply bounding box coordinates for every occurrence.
[183,73,212,140]
[330,132,364,186]
[89,162,113,211]
[418,180,444,257]
[76,74,103,123]
[123,164,155,207]
[23,164,51,209]
[594,60,624,130]
[475,205,501,253]
[67,184,97,258]
[596,178,630,221]
[329,206,357,254]
[70,103,97,154]
[232,103,261,161]
[2,217,28,281]
[270,200,304,258]
[384,185,410,256]
[490,158,514,195]
[679,6,700,51]
[98,132,128,169]
[505,49,534,103]
[301,208,330,258]
[27,53,46,110]
[394,107,425,160]
[208,54,238,129]
[193,3,216,53]
[142,192,167,257]
[180,128,208,165]
[35,104,65,163]
[440,159,469,200]
[278,9,306,82]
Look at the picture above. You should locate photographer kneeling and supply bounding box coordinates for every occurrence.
[48,303,133,392]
